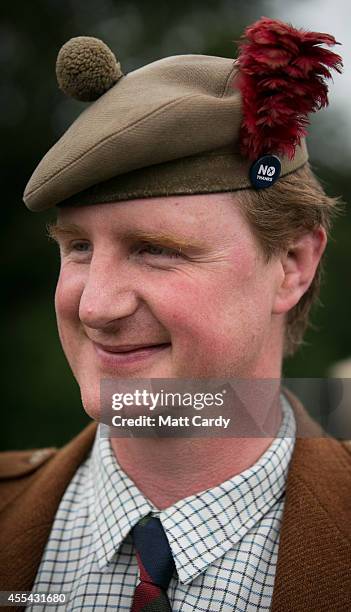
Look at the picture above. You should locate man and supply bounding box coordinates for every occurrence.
[0,17,350,612]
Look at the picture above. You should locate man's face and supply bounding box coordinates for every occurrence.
[53,193,283,418]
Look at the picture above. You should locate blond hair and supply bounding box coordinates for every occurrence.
[237,163,343,356]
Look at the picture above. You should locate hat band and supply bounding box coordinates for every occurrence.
[58,142,308,208]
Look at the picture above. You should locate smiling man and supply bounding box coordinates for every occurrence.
[1,17,350,612]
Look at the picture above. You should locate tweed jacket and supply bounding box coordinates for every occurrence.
[0,389,350,612]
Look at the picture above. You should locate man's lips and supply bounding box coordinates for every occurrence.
[92,341,171,367]
[93,342,171,353]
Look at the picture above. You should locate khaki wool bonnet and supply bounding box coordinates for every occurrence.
[23,18,342,212]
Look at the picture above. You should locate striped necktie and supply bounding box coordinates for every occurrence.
[131,515,176,612]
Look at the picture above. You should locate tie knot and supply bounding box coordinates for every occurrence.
[131,515,175,590]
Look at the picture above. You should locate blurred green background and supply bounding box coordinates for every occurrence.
[2,0,350,450]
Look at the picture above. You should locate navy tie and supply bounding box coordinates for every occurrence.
[131,515,175,611]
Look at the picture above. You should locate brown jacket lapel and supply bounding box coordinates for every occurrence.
[0,422,97,600]
[271,389,351,611]
[0,392,350,611]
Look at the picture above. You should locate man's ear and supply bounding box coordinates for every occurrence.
[272,227,327,315]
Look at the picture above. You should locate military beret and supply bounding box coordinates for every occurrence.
[23,18,342,212]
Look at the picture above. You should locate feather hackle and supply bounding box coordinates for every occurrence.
[236,17,343,160]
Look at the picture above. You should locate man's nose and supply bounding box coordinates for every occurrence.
[78,255,139,329]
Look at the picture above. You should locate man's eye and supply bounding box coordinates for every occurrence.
[71,241,91,252]
[135,243,182,258]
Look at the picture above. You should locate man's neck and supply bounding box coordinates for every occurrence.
[110,399,282,510]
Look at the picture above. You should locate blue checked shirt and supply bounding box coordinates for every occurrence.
[28,395,296,611]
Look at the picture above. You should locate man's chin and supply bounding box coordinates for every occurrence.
[80,389,101,422]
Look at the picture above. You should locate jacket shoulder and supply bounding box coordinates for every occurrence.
[0,447,58,479]
[341,439,351,455]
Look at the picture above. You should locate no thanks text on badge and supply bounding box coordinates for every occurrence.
[111,415,231,429]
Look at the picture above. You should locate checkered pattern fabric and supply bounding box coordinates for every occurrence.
[28,394,296,611]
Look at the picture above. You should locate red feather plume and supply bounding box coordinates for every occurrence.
[236,17,343,160]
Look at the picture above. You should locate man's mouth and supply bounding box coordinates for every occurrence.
[94,342,170,353]
[92,341,171,368]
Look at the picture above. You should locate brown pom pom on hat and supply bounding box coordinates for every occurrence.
[56,36,123,102]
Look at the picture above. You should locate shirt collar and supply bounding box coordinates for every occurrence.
[88,429,158,572]
[89,394,296,583]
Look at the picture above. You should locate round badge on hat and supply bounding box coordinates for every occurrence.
[249,155,282,189]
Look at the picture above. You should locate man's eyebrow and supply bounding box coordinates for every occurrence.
[46,222,204,250]
[123,229,204,250]
[46,222,86,241]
